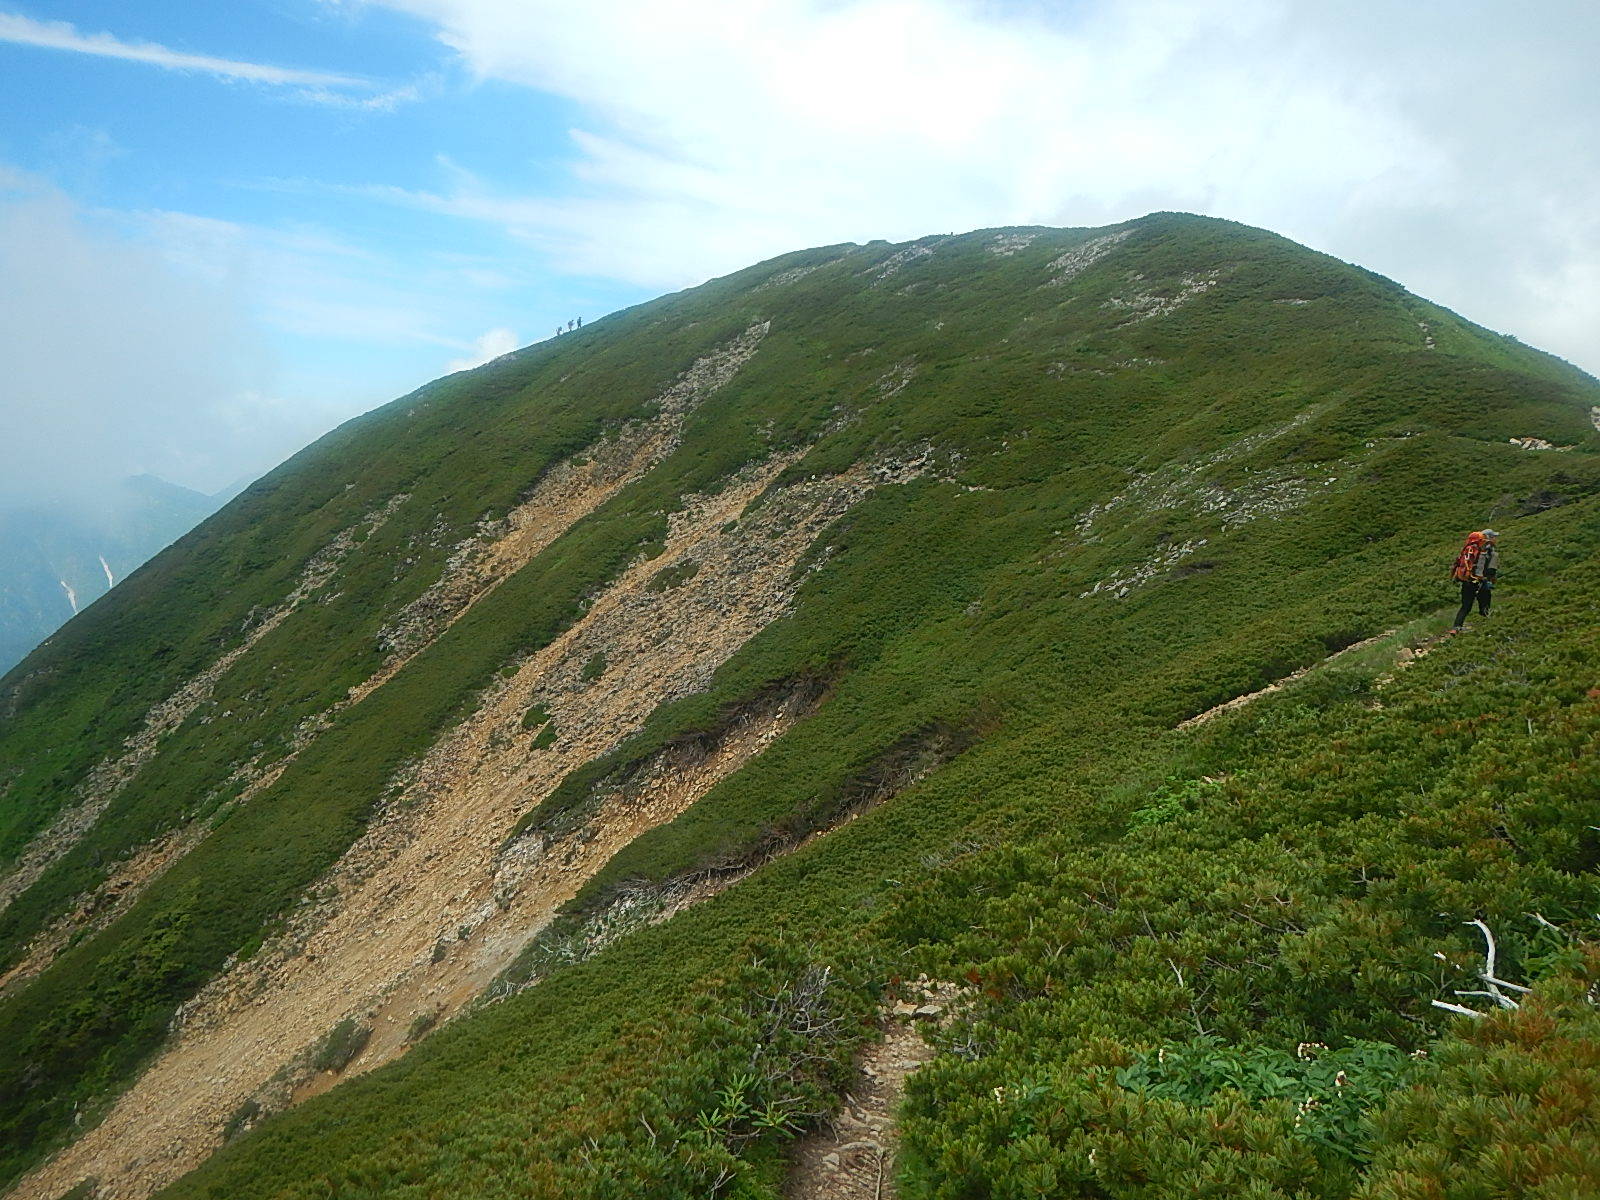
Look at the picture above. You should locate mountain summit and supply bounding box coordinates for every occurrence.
[3,214,1598,1200]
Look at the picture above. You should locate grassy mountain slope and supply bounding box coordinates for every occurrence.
[2,213,1598,1198]
[169,518,1600,1200]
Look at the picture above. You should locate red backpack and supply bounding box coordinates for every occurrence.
[1451,531,1486,582]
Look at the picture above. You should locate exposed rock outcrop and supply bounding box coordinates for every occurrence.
[1043,229,1131,287]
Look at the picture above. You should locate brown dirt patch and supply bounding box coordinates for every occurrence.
[15,445,927,1200]
[0,328,770,989]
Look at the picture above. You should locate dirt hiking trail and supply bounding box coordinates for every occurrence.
[786,984,958,1200]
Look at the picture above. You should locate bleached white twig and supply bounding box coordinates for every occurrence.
[1527,912,1562,934]
[1468,920,1500,979]
[1484,976,1532,995]
[1431,1000,1486,1018]
[1434,919,1534,1018]
[1465,919,1522,1010]
[1454,989,1518,1009]
[1166,958,1207,1035]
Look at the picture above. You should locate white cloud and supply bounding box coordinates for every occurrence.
[129,207,508,355]
[446,327,519,371]
[0,173,449,498]
[345,0,1599,374]
[0,11,376,93]
[0,174,275,497]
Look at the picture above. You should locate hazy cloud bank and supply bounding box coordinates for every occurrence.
[362,0,1600,375]
[0,162,553,504]
[0,172,347,501]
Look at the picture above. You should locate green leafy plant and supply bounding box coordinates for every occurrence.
[1128,775,1224,828]
[1117,1036,1425,1164]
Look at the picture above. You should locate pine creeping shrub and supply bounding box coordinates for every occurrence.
[573,718,976,922]
[520,703,552,730]
[580,652,608,682]
[1359,962,1600,1199]
[12,219,1600,1195]
[475,938,880,1199]
[891,568,1600,1200]
[310,1017,371,1074]
[682,953,873,1148]
[222,1099,261,1143]
[531,722,559,750]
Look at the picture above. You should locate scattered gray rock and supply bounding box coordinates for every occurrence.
[988,232,1038,257]
[1043,229,1131,287]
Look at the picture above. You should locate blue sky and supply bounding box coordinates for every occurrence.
[1,1,1596,496]
[0,2,647,496]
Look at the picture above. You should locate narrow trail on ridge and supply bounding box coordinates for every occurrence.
[785,1019,933,1200]
[785,985,958,1200]
[1176,629,1400,730]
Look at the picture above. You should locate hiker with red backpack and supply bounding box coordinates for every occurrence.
[1451,529,1500,631]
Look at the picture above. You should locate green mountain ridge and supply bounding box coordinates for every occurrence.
[1,213,1597,1199]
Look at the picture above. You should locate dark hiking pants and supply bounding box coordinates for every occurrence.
[1454,580,1491,628]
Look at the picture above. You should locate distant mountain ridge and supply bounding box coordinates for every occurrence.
[0,475,226,675]
[2,214,1598,1200]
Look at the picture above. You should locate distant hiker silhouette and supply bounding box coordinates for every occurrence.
[1450,528,1499,631]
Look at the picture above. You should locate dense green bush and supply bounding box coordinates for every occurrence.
[1361,966,1600,1199]
[167,515,1600,1199]
[310,1018,371,1075]
[891,551,1600,1199]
